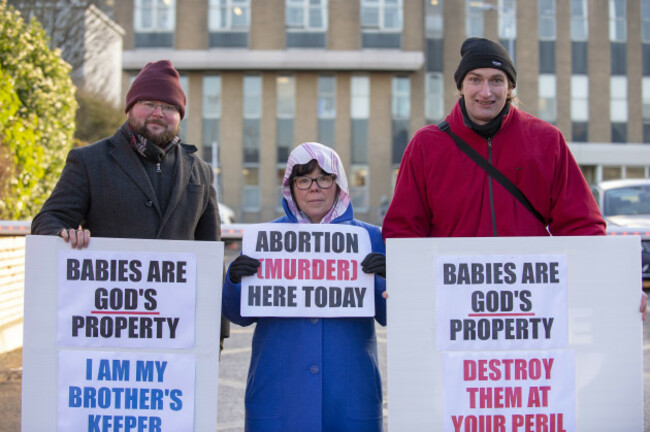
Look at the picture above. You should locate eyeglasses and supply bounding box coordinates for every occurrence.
[293,175,335,190]
[137,101,179,115]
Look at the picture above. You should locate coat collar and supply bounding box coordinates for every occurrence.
[107,128,197,227]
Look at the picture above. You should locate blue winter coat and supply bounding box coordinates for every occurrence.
[222,200,386,432]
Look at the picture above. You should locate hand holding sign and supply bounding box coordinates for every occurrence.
[361,253,386,278]
[229,255,261,283]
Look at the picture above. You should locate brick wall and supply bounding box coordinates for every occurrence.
[0,237,25,353]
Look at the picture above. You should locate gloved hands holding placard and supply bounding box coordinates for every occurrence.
[361,252,386,279]
[229,254,261,283]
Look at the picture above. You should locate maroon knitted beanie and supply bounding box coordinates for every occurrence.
[125,60,186,118]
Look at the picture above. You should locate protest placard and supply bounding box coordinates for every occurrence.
[22,236,223,431]
[57,250,197,348]
[240,223,374,317]
[435,254,568,351]
[387,236,643,432]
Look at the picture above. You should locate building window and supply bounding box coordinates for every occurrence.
[625,166,648,178]
[572,75,589,142]
[538,74,557,124]
[603,166,623,181]
[317,76,336,148]
[202,76,222,197]
[208,0,249,30]
[609,0,627,42]
[361,0,402,48]
[361,0,402,30]
[243,75,261,211]
[392,76,410,166]
[178,75,189,142]
[572,41,588,74]
[643,77,650,142]
[539,41,556,73]
[350,76,370,212]
[134,0,175,47]
[276,75,295,164]
[643,0,650,42]
[498,0,516,63]
[539,0,556,40]
[134,0,175,32]
[425,72,444,125]
[425,0,444,39]
[277,75,294,208]
[466,0,486,37]
[286,0,327,30]
[498,0,517,39]
[570,0,588,41]
[285,0,327,47]
[571,75,589,122]
[539,0,555,72]
[208,0,249,47]
[611,76,628,142]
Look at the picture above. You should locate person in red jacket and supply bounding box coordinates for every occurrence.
[382,37,647,318]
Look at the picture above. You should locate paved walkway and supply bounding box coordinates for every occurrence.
[0,347,22,431]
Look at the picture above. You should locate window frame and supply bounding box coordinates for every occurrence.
[360,0,403,32]
[609,0,627,42]
[134,0,176,32]
[570,0,589,41]
[208,0,250,31]
[285,0,328,31]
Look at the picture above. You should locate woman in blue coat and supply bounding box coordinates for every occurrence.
[222,142,387,432]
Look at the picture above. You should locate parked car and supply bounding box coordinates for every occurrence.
[218,202,236,225]
[591,179,650,288]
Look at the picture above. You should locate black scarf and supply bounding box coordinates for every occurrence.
[120,122,179,163]
[459,97,510,139]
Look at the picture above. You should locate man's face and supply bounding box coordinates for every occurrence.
[460,68,512,125]
[128,100,181,146]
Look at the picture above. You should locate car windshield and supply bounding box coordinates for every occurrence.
[604,184,650,216]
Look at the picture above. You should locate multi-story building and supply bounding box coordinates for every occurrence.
[113,0,650,225]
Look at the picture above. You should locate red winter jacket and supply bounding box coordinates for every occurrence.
[382,101,606,239]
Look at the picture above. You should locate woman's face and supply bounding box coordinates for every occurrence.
[291,166,338,223]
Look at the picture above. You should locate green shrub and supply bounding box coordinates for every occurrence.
[75,89,125,146]
[0,0,77,219]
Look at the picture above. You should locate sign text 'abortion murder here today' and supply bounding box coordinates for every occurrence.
[240,223,375,317]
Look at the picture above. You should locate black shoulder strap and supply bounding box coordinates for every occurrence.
[438,121,546,226]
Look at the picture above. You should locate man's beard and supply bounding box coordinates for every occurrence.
[128,115,180,147]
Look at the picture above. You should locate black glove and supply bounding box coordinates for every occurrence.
[228,255,261,284]
[361,253,386,278]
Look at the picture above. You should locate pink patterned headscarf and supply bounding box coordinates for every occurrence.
[282,142,351,224]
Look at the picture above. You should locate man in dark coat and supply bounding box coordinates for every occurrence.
[31,59,230,345]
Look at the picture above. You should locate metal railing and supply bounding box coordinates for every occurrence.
[0,220,246,239]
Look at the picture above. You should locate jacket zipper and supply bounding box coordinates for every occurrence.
[488,138,497,237]
[156,161,162,204]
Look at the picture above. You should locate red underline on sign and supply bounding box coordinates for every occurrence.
[91,311,160,315]
[467,313,536,317]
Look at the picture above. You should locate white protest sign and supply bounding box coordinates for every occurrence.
[435,254,568,351]
[58,350,195,431]
[57,250,196,348]
[240,223,374,317]
[387,236,643,432]
[442,350,575,432]
[22,236,223,432]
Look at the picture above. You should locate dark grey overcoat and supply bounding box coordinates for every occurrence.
[32,127,230,341]
[32,127,220,241]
